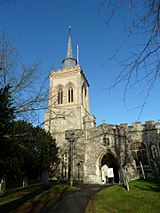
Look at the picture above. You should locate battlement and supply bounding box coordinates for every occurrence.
[99,120,160,133]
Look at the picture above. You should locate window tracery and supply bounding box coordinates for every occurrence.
[57,88,63,104]
[151,145,158,159]
[68,87,73,103]
[130,142,148,166]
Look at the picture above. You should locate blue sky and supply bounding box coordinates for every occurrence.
[0,0,159,125]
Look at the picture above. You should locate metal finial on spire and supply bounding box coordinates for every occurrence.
[68,25,72,35]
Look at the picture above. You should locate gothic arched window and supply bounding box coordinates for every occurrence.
[68,87,73,103]
[57,89,63,104]
[130,142,148,166]
[103,135,110,146]
[82,82,87,96]
[151,145,158,159]
[81,86,83,105]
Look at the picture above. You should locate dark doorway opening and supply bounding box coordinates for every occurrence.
[101,153,119,183]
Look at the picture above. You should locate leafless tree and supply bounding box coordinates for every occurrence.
[0,31,48,122]
[98,0,160,118]
[0,31,70,128]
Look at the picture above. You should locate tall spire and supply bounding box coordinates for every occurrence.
[62,26,77,70]
[66,35,74,58]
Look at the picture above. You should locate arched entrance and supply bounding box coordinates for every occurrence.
[101,152,119,183]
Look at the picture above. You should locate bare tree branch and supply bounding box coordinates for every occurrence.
[99,0,160,118]
[0,31,49,122]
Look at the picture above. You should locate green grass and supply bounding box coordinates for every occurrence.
[0,183,42,205]
[85,179,160,213]
[0,183,71,213]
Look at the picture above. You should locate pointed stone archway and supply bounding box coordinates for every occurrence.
[100,151,119,183]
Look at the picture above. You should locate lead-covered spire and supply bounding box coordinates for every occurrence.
[66,35,74,58]
[62,27,77,69]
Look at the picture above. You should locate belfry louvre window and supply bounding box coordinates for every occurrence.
[57,89,63,104]
[68,87,73,103]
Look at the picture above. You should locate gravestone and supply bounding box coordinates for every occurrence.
[42,170,49,185]
[23,176,28,187]
[0,178,6,193]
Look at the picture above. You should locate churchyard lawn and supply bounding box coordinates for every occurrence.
[85,178,160,213]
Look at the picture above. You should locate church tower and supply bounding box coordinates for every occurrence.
[44,32,95,137]
[44,32,159,184]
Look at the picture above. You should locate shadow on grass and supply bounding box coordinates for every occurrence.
[0,182,42,198]
[0,184,52,213]
[32,186,70,213]
[132,178,160,193]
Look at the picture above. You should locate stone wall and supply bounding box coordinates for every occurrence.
[58,121,160,184]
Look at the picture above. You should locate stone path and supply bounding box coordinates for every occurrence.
[44,184,111,213]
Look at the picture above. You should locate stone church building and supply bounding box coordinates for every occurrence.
[44,34,160,184]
